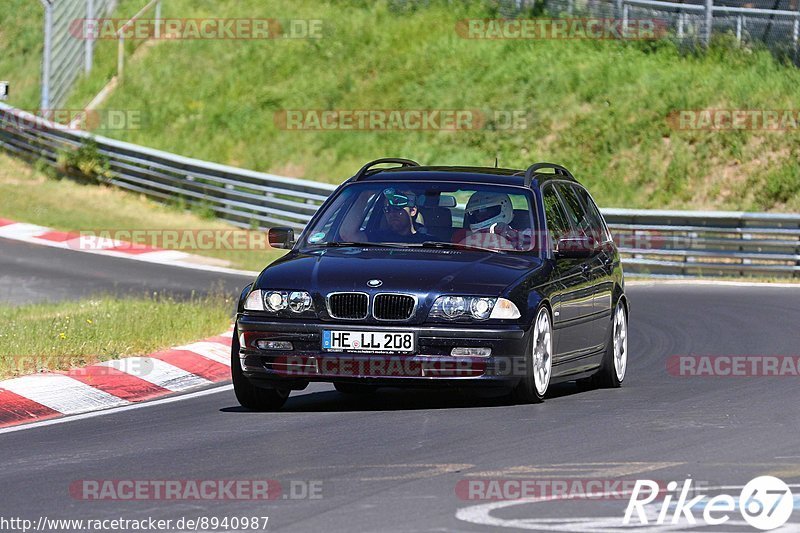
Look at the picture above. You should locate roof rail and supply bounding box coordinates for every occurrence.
[523,162,574,187]
[353,158,421,181]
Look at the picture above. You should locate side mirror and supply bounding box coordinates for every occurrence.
[555,235,595,259]
[268,227,295,249]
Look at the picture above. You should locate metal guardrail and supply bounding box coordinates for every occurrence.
[605,209,800,277]
[0,102,336,232]
[1,102,798,278]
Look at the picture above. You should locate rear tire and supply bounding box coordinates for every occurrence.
[513,306,552,404]
[592,299,628,388]
[334,382,378,394]
[231,327,290,411]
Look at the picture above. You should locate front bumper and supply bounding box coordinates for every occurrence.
[236,315,528,389]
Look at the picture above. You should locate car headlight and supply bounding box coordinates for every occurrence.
[440,296,466,318]
[265,291,287,312]
[244,289,314,314]
[429,296,520,320]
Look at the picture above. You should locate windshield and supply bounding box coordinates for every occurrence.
[303,181,540,253]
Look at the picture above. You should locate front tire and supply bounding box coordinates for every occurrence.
[513,306,553,404]
[231,327,290,411]
[593,299,628,388]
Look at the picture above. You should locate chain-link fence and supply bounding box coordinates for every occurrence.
[40,0,118,111]
[552,0,797,58]
[420,0,800,63]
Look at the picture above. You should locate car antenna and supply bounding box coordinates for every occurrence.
[494,157,499,168]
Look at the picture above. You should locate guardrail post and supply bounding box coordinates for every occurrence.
[677,11,685,39]
[623,5,629,33]
[704,0,714,47]
[796,220,800,279]
[736,15,743,42]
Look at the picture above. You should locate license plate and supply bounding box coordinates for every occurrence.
[322,330,415,353]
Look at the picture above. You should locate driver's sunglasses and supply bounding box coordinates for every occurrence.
[383,205,407,214]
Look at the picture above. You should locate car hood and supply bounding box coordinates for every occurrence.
[256,247,543,296]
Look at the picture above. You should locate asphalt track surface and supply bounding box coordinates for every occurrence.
[0,238,252,305]
[2,235,799,532]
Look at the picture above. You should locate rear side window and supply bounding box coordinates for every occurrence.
[571,184,610,243]
[542,184,570,250]
[555,182,591,237]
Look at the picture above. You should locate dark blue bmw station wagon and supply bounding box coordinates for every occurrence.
[232,159,628,410]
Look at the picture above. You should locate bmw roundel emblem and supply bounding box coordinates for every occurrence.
[367,279,383,288]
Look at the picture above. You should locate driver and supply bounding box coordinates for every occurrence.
[338,188,428,244]
[372,188,428,243]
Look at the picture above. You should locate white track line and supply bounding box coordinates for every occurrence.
[0,374,129,414]
[98,357,211,391]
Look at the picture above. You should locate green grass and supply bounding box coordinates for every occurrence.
[0,152,284,272]
[69,0,800,212]
[0,293,232,379]
[0,0,44,110]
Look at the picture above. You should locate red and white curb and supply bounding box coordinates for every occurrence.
[0,331,233,429]
[0,217,258,276]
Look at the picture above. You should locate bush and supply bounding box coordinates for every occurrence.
[55,140,113,185]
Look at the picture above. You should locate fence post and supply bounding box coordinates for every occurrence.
[155,0,162,39]
[39,0,53,114]
[117,34,125,82]
[616,0,623,20]
[677,11,684,39]
[85,0,95,73]
[704,0,714,47]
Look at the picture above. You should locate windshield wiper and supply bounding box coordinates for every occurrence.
[316,241,408,248]
[418,241,504,254]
